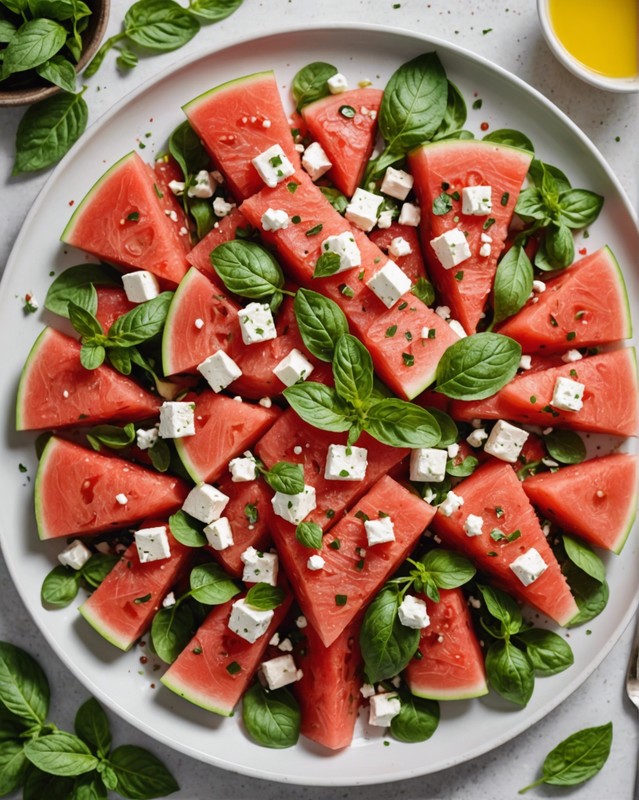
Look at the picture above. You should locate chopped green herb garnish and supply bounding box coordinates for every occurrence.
[335,594,348,606]
[226,661,241,675]
[339,105,356,118]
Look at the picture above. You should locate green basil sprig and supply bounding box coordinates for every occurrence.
[245,583,285,611]
[482,128,534,152]
[41,553,118,608]
[44,263,121,318]
[490,244,533,327]
[390,691,440,743]
[291,61,337,112]
[293,288,349,362]
[242,683,300,749]
[85,423,136,452]
[295,520,323,549]
[544,430,586,465]
[435,332,521,400]
[553,534,608,627]
[432,80,470,141]
[260,461,305,495]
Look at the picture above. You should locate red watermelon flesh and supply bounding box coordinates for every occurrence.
[301,88,383,197]
[523,454,639,553]
[35,437,189,540]
[430,459,578,626]
[160,588,293,716]
[183,71,300,202]
[61,152,190,286]
[174,391,280,483]
[405,587,488,700]
[270,475,435,647]
[497,349,638,436]
[16,328,161,431]
[497,246,632,352]
[153,155,191,240]
[79,525,193,650]
[368,223,428,284]
[409,139,532,334]
[95,287,137,332]
[294,619,362,750]
[186,207,250,278]
[254,409,408,530]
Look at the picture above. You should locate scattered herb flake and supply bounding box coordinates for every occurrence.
[386,325,398,338]
[472,98,483,110]
[335,594,348,606]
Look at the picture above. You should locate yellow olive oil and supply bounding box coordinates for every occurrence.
[548,0,638,78]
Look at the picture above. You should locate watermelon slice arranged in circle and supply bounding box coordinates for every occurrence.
[523,453,639,553]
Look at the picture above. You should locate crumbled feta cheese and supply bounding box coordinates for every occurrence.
[364,516,395,546]
[229,455,257,483]
[271,484,317,525]
[194,318,205,329]
[269,632,280,646]
[293,445,303,455]
[366,260,412,308]
[136,426,159,451]
[409,448,447,483]
[369,693,401,727]
[376,209,394,229]
[261,207,290,232]
[162,592,176,608]
[197,350,242,393]
[168,179,185,196]
[519,355,532,370]
[561,349,583,363]
[277,637,293,652]
[58,539,92,570]
[479,242,492,257]
[481,232,493,243]
[158,401,195,438]
[321,231,361,273]
[464,514,484,537]
[447,442,460,459]
[461,185,492,216]
[448,319,467,338]
[295,615,308,629]
[203,517,234,551]
[273,348,315,387]
[261,654,300,690]
[532,280,546,293]
[182,483,230,524]
[122,271,160,304]
[213,197,234,217]
[430,229,471,270]
[228,598,274,643]
[483,420,529,463]
[345,188,383,232]
[542,457,559,468]
[307,554,325,571]
[435,305,451,320]
[551,376,585,412]
[398,202,421,226]
[327,72,348,94]
[437,491,464,517]
[115,493,128,506]
[187,170,214,199]
[241,546,278,586]
[324,444,368,481]
[398,595,430,629]
[258,397,272,408]
[380,167,414,201]
[388,236,412,258]
[466,427,488,448]
[238,302,277,345]
[251,144,295,188]
[165,209,178,222]
[135,525,171,563]
[509,547,548,586]
[360,682,376,698]
[302,141,332,181]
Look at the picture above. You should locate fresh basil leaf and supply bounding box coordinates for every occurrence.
[295,521,323,549]
[68,301,103,339]
[424,407,457,447]
[109,744,179,798]
[293,288,348,362]
[116,46,139,70]
[312,251,341,278]
[35,54,76,92]
[0,710,27,741]
[85,423,136,452]
[0,642,49,724]
[13,89,88,175]
[23,768,75,800]
[390,691,439,743]
[0,20,17,42]
[485,639,534,706]
[189,563,240,605]
[123,0,199,51]
[528,158,572,193]
[168,510,206,547]
[411,276,435,306]
[108,292,173,346]
[0,739,28,795]
[360,585,420,683]
[2,17,66,76]
[45,264,120,318]
[168,119,209,178]
[514,187,549,222]
[564,563,609,627]
[333,334,373,407]
[74,698,111,757]
[212,240,284,300]
[151,603,194,664]
[544,222,574,270]
[263,461,304,495]
[291,61,337,112]
[562,535,605,584]
[558,188,604,229]
[283,382,352,433]
[492,244,533,325]
[71,771,108,799]
[419,549,475,589]
[544,430,586,464]
[147,438,171,472]
[446,454,478,477]
[187,0,242,21]
[516,628,574,676]
[28,0,90,20]
[245,583,285,611]
[80,344,106,370]
[24,732,98,776]
[242,683,300,748]
[477,584,523,635]
[432,191,453,215]
[363,398,441,448]
[432,80,467,141]
[319,186,348,214]
[80,553,118,589]
[483,128,534,152]
[519,722,612,793]
[41,565,80,607]
[435,332,521,400]
[187,197,214,239]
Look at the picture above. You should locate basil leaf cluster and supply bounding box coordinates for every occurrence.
[41,552,118,608]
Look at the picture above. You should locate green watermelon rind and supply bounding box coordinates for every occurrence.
[161,266,200,377]
[182,70,274,116]
[159,671,234,717]
[34,436,58,540]
[603,245,633,340]
[78,599,137,652]
[611,480,638,554]
[15,327,50,431]
[173,436,206,484]
[410,136,534,165]
[408,676,489,702]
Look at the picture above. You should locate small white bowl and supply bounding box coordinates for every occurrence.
[537,0,639,93]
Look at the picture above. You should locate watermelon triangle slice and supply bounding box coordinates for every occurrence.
[523,454,639,553]
[16,328,161,431]
[61,152,190,286]
[301,87,383,197]
[408,139,532,333]
[186,207,250,278]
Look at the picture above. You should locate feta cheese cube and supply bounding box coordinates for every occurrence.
[483,420,529,463]
[364,516,395,546]
[360,683,376,699]
[519,355,532,370]
[58,539,92,570]
[463,514,484,537]
[409,448,447,482]
[271,484,317,525]
[327,72,348,94]
[321,231,361,273]
[561,349,583,363]
[461,185,492,216]
[278,637,293,652]
[213,197,235,217]
[251,144,295,188]
[188,170,215,198]
[168,179,185,196]
[261,654,300,690]
[301,141,332,181]
[162,592,176,608]
[135,525,171,563]
[437,491,464,517]
[136,426,158,451]
[376,209,394,229]
[238,302,277,345]
[115,493,128,505]
[448,319,467,338]
[430,228,471,270]
[532,279,546,293]
[228,455,257,482]
[447,442,460,459]
[380,167,414,201]
[435,305,451,320]
[122,271,160,304]
[182,483,230,524]
[398,595,430,629]
[466,427,488,448]
[368,693,401,727]
[366,260,412,308]
[388,236,412,258]
[197,350,242,393]
[551,376,585,412]
[261,207,290,231]
[345,188,383,232]
[398,202,421,226]
[307,554,325,571]
[324,444,368,481]
[158,401,195,438]
[241,546,278,586]
[228,597,274,643]
[479,242,492,257]
[509,547,548,586]
[273,348,315,387]
[203,517,234,551]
